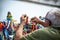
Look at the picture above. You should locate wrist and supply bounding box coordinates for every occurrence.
[38,20,42,24]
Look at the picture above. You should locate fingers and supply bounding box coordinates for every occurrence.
[30,17,37,21]
[20,14,28,23]
[20,15,39,24]
[30,17,37,23]
[31,17,37,20]
[21,14,28,18]
[21,14,28,19]
[31,17,35,20]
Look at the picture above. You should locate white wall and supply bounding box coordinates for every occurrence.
[0,1,57,23]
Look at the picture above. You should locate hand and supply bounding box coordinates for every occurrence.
[20,14,28,24]
[30,17,40,24]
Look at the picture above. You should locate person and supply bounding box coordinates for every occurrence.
[14,8,60,40]
[0,22,4,40]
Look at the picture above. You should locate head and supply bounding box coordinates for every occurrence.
[7,11,12,18]
[45,8,60,27]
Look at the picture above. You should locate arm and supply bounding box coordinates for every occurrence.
[31,17,50,27]
[14,14,28,40]
[38,20,49,27]
[14,23,24,40]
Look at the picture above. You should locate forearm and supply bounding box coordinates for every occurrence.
[14,23,24,40]
[38,20,49,27]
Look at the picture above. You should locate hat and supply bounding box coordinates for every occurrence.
[45,8,60,27]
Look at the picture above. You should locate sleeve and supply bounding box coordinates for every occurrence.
[13,27,60,40]
[20,28,52,40]
[20,29,42,40]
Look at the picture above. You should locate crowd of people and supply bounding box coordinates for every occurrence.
[0,11,44,40]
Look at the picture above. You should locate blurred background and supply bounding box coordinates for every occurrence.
[0,0,60,23]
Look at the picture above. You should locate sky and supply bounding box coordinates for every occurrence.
[0,1,57,23]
